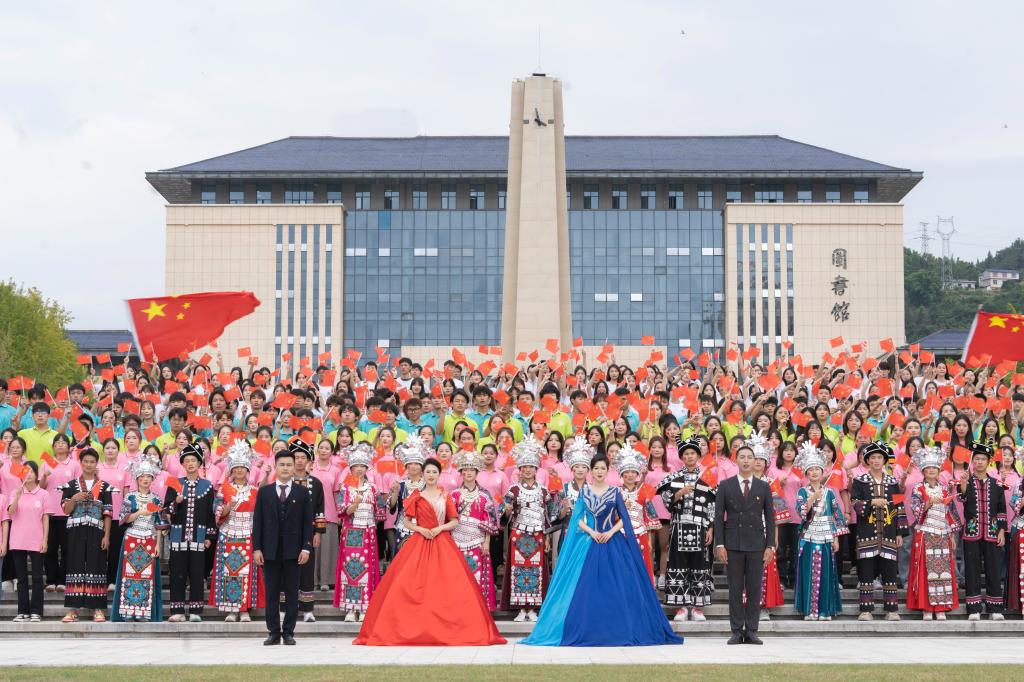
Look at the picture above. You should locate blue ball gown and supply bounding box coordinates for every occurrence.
[522,484,682,647]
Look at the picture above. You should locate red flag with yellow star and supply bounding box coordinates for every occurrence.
[125,292,260,362]
[962,311,1024,365]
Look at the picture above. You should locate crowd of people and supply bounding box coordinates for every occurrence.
[0,339,1022,634]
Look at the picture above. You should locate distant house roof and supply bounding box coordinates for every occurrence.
[980,268,1019,275]
[67,329,134,355]
[908,329,968,355]
[146,135,922,203]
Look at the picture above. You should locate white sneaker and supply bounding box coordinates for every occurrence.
[820,616,831,621]
[858,612,873,621]
[303,612,316,623]
[320,585,330,592]
[513,610,527,623]
[357,611,364,622]
[760,611,770,621]
[690,608,706,622]
[885,612,900,621]
[990,613,1005,621]
[673,608,688,622]
[12,614,26,623]
[189,614,202,623]
[527,610,538,622]
[168,614,186,623]
[240,612,251,622]
[657,574,666,590]
[29,614,41,623]
[804,614,818,621]
[108,584,115,593]
[921,611,933,620]
[344,611,356,622]
[967,613,980,621]
[936,612,946,621]
[224,613,238,622]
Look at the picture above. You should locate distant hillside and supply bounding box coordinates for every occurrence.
[905,239,1024,341]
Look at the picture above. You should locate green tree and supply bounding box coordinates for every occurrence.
[0,281,84,388]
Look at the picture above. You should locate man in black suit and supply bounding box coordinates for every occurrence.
[713,444,775,645]
[253,443,314,645]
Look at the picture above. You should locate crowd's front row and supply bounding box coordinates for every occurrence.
[0,433,1018,645]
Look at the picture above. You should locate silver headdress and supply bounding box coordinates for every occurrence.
[225,440,255,471]
[745,434,771,463]
[794,440,826,473]
[344,442,374,469]
[563,435,596,470]
[614,441,647,475]
[511,434,545,469]
[397,436,432,467]
[130,456,161,480]
[912,445,946,471]
[454,447,485,471]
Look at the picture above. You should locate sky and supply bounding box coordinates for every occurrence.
[2,0,1022,328]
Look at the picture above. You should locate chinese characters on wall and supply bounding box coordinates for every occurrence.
[831,248,850,322]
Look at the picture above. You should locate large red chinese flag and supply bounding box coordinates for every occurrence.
[962,311,1024,364]
[126,292,260,362]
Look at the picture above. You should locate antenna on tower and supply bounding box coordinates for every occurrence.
[935,216,956,289]
[916,221,932,255]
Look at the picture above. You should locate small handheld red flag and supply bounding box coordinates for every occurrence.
[166,477,183,494]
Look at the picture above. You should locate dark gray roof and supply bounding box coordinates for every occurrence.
[163,135,907,174]
[908,329,968,353]
[67,329,134,354]
[147,135,922,203]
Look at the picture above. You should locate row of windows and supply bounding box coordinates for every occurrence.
[198,182,871,206]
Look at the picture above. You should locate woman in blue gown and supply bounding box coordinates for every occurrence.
[523,452,682,647]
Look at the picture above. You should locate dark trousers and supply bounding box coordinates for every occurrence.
[263,556,299,636]
[169,549,206,615]
[11,550,44,616]
[106,522,126,586]
[776,523,799,588]
[726,549,764,635]
[856,554,899,612]
[298,547,315,613]
[963,539,1003,614]
[44,516,68,586]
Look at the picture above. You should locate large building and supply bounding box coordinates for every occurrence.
[146,74,922,368]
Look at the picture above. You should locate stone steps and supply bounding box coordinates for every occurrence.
[0,619,1020,638]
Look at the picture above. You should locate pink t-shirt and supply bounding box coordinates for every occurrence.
[477,468,509,502]
[715,456,739,481]
[310,461,342,524]
[768,464,803,524]
[4,486,50,552]
[42,456,81,518]
[0,461,29,497]
[644,468,673,519]
[1001,471,1022,527]
[97,461,131,517]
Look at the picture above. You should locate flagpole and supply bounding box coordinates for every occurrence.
[960,304,983,364]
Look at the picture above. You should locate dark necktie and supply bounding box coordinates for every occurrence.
[743,479,750,499]
[279,485,288,503]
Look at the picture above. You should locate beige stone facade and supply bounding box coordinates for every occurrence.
[500,75,572,361]
[724,203,905,362]
[165,204,344,365]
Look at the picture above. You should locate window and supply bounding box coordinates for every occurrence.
[355,186,370,209]
[725,184,742,203]
[229,182,244,204]
[469,186,485,210]
[566,189,571,208]
[498,188,506,209]
[797,185,812,203]
[326,184,342,204]
[413,247,439,257]
[412,186,427,209]
[285,183,313,204]
[611,186,627,210]
[825,184,841,203]
[201,183,216,204]
[583,185,598,209]
[256,183,271,204]
[668,186,684,209]
[853,184,869,203]
[630,293,644,302]
[754,184,783,203]
[594,293,619,302]
[640,185,656,209]
[697,184,712,209]
[383,188,399,209]
[441,185,456,209]
[344,247,367,256]
[666,247,690,256]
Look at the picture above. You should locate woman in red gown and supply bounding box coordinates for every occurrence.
[354,457,506,646]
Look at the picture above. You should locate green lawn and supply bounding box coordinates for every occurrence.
[1,666,1021,682]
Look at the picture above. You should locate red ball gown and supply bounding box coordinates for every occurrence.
[353,489,506,646]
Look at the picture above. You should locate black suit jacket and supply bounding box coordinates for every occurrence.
[713,476,776,553]
[252,480,314,562]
